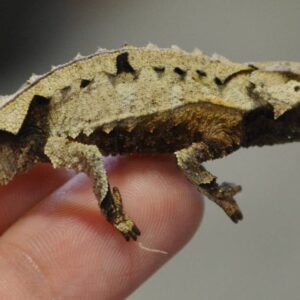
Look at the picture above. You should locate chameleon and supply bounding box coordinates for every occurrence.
[0,44,299,241]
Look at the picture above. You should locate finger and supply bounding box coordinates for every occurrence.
[0,163,74,234]
[0,155,203,299]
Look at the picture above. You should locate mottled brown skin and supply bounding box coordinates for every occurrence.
[0,46,300,240]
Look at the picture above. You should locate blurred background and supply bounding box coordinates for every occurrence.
[0,0,299,299]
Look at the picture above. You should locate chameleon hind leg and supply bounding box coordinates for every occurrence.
[44,136,140,240]
[175,142,243,223]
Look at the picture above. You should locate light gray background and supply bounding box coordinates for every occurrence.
[0,1,299,299]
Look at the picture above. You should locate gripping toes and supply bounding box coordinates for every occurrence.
[101,186,141,241]
[202,181,243,223]
[113,215,141,241]
[176,142,243,224]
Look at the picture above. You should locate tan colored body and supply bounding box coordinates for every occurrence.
[0,45,299,240]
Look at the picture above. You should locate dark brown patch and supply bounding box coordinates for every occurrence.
[204,138,237,157]
[17,94,51,159]
[174,67,187,79]
[196,69,207,77]
[80,79,92,88]
[31,95,49,106]
[247,64,259,70]
[79,101,243,156]
[223,69,254,85]
[214,69,255,87]
[242,104,300,147]
[214,77,223,86]
[116,52,135,75]
[294,85,300,92]
[153,66,165,76]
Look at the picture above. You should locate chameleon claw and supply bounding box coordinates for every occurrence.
[229,209,243,223]
[132,224,141,236]
[214,182,243,223]
[123,225,141,241]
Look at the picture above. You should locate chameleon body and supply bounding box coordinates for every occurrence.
[0,45,300,240]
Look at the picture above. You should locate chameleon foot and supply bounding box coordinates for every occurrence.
[203,181,243,223]
[101,186,141,241]
[113,213,141,241]
[175,143,243,223]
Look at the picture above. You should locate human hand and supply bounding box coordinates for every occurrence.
[0,155,203,299]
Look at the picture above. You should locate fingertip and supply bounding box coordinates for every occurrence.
[0,155,204,299]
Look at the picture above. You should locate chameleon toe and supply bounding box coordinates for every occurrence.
[113,215,141,241]
[230,210,244,223]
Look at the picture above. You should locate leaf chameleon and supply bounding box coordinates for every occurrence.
[0,45,299,240]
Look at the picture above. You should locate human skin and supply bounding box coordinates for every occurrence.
[0,155,203,299]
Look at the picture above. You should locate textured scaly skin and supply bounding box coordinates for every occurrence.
[0,45,299,239]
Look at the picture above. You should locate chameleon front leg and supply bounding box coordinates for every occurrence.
[175,142,243,223]
[100,185,140,241]
[44,137,140,240]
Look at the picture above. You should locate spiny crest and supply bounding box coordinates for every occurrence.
[146,43,159,49]
[192,48,203,55]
